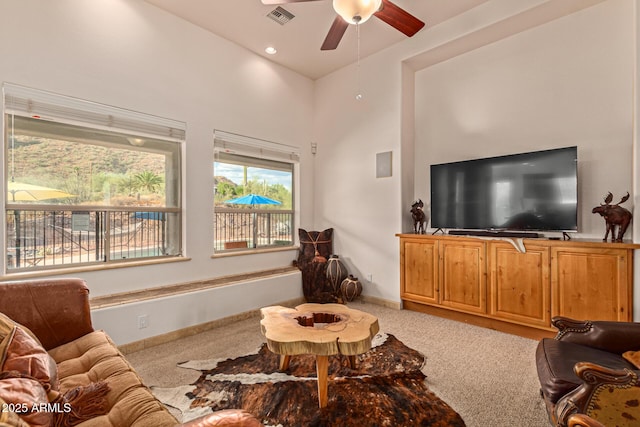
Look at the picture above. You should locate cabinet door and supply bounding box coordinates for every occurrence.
[551,247,632,321]
[401,239,438,304]
[439,240,486,313]
[489,242,550,327]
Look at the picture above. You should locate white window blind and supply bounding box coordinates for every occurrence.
[3,83,186,142]
[214,130,300,163]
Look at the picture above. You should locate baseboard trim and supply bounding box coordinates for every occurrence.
[402,300,556,340]
[118,296,306,354]
[360,294,401,310]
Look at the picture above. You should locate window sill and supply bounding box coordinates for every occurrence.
[0,256,191,281]
[212,245,299,258]
[91,265,300,310]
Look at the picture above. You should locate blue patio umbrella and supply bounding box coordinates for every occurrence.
[223,194,281,248]
[224,194,281,206]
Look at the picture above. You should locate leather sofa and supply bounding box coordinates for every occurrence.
[0,278,261,427]
[536,316,640,427]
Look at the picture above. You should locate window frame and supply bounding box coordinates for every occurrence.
[213,130,299,254]
[2,83,186,274]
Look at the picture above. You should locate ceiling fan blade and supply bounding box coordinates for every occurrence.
[261,0,321,4]
[321,15,349,51]
[374,0,425,37]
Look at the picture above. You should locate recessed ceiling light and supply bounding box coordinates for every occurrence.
[265,46,277,55]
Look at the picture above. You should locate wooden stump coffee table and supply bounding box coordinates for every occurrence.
[260,303,379,408]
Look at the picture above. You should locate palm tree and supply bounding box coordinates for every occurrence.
[134,171,163,193]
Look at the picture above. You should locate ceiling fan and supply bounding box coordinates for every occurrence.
[261,0,425,50]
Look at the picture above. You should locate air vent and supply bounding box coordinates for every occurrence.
[267,6,295,25]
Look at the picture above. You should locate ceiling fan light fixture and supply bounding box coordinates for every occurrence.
[333,0,382,25]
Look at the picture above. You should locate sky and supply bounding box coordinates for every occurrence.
[214,162,292,190]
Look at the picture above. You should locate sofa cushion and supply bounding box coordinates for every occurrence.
[0,323,62,426]
[0,311,57,391]
[622,350,640,368]
[0,376,51,427]
[49,330,178,427]
[0,395,29,426]
[1,326,58,396]
[582,380,640,426]
[536,338,636,403]
[0,313,40,345]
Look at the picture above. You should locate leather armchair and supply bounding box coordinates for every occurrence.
[536,316,640,427]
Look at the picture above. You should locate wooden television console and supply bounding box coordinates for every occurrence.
[397,233,640,339]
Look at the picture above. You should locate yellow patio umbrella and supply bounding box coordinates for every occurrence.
[7,181,76,202]
[7,181,76,268]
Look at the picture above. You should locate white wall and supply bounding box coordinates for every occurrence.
[314,0,636,304]
[91,271,301,345]
[313,55,405,303]
[0,0,312,343]
[415,0,634,239]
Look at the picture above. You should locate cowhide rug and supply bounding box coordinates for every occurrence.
[152,333,466,427]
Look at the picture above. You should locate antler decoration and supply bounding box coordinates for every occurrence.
[619,192,630,204]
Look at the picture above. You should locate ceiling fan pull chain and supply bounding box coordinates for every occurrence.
[355,21,363,101]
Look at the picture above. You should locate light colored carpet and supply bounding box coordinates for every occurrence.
[126,301,550,427]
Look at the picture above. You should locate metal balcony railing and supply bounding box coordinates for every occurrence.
[5,207,179,272]
[214,207,293,251]
[4,206,293,272]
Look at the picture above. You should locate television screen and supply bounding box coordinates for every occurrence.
[430,147,577,232]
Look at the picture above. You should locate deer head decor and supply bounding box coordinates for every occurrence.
[592,192,632,242]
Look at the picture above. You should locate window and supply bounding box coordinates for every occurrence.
[213,131,298,252]
[3,83,184,272]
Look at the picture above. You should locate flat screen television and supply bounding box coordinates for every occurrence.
[430,146,578,234]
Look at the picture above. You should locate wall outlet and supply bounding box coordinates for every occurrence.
[138,314,149,329]
[366,273,373,282]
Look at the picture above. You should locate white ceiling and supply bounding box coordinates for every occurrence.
[144,0,490,80]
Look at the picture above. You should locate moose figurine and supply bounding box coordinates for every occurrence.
[411,199,426,234]
[592,192,632,242]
